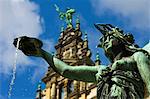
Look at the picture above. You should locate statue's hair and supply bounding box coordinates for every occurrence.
[125,45,150,58]
[110,32,150,59]
[95,24,149,59]
[115,32,149,57]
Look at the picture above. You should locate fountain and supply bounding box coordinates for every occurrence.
[8,36,43,98]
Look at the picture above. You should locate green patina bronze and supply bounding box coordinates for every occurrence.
[54,4,75,28]
[13,24,150,99]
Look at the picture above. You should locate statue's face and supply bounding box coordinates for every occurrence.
[95,24,135,62]
[100,34,124,61]
[101,35,116,52]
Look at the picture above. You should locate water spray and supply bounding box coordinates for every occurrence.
[8,38,21,99]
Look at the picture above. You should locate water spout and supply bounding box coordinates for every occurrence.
[8,37,21,99]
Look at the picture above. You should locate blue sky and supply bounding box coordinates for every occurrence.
[0,0,150,99]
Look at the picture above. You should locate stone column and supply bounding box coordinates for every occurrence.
[56,85,60,99]
[80,94,86,99]
[80,82,87,99]
[51,83,56,99]
[72,81,80,99]
[45,81,52,99]
[74,81,78,91]
[51,77,57,99]
[64,79,68,99]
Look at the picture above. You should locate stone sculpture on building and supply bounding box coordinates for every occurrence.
[54,4,75,28]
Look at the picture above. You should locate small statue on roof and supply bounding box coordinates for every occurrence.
[54,4,75,28]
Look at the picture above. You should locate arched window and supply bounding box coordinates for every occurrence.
[59,86,64,99]
[68,81,74,94]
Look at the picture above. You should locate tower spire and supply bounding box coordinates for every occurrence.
[96,51,100,60]
[75,15,80,30]
[36,81,42,99]
[95,51,101,65]
[84,32,88,41]
[61,25,64,33]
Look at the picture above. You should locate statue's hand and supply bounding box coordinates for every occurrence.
[13,36,43,57]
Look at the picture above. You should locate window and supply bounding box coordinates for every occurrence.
[59,86,64,99]
[68,81,74,94]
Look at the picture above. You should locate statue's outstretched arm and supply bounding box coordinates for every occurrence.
[13,36,99,83]
[133,52,150,95]
[41,49,98,83]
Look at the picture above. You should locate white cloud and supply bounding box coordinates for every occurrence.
[91,0,150,30]
[0,0,43,75]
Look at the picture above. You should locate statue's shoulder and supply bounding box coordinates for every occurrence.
[133,51,145,58]
[132,42,150,61]
[132,51,150,64]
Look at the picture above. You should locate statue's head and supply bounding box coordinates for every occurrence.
[94,24,137,62]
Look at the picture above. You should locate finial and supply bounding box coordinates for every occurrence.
[61,25,64,32]
[36,81,42,99]
[84,32,88,41]
[75,15,80,30]
[76,15,80,24]
[37,81,42,91]
[95,50,101,65]
[96,51,100,61]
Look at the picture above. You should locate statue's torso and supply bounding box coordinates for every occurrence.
[97,56,144,99]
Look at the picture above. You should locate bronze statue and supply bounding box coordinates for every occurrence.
[54,4,75,28]
[13,24,150,99]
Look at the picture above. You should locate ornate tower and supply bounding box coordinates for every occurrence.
[40,7,101,98]
[41,19,99,99]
